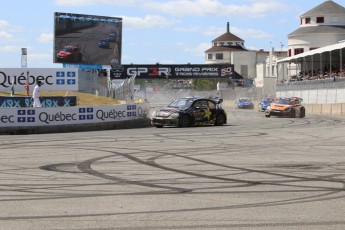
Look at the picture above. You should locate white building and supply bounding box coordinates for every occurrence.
[279,0,345,80]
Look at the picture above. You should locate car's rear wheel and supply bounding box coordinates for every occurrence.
[265,112,271,117]
[291,109,296,118]
[215,113,226,126]
[179,115,190,127]
[300,107,305,118]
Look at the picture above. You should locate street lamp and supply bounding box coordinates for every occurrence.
[21,48,27,68]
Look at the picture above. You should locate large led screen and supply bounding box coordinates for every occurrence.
[54,12,122,66]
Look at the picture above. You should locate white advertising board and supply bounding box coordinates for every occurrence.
[0,103,149,128]
[0,68,78,92]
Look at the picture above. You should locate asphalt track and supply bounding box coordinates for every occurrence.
[1,108,345,230]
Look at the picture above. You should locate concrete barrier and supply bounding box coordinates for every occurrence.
[322,104,332,115]
[0,118,151,135]
[0,103,152,135]
[331,104,342,116]
[225,99,345,117]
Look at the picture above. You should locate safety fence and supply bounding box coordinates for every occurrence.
[276,78,345,104]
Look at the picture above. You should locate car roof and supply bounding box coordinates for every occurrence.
[177,96,222,103]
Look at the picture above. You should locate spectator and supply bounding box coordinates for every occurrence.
[32,81,42,107]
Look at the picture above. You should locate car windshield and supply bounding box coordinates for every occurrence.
[263,98,274,103]
[276,98,293,105]
[167,98,192,109]
[239,98,250,102]
[63,47,74,52]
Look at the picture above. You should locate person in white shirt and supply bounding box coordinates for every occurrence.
[32,80,42,107]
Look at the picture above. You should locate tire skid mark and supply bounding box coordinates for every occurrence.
[76,155,192,193]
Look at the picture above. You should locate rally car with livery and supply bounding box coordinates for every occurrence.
[56,45,82,63]
[258,96,275,112]
[151,96,227,128]
[235,97,254,109]
[265,97,305,118]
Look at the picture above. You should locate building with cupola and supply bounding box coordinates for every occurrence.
[205,22,271,80]
[204,22,286,95]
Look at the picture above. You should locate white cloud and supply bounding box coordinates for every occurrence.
[54,0,140,7]
[231,27,272,39]
[0,45,22,52]
[175,26,223,36]
[37,33,54,43]
[122,15,176,29]
[0,20,9,29]
[174,25,271,40]
[0,31,13,39]
[29,53,52,62]
[143,0,289,18]
[184,42,210,57]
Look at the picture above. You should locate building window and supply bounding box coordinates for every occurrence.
[316,17,324,23]
[305,18,311,24]
[213,42,217,46]
[288,49,292,57]
[294,48,304,55]
[216,53,223,60]
[219,42,224,46]
[300,19,302,25]
[207,53,213,60]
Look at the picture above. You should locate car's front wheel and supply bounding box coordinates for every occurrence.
[215,113,226,126]
[179,115,190,127]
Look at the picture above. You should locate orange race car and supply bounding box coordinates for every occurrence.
[265,97,305,118]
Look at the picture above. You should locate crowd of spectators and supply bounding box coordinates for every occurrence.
[282,65,345,83]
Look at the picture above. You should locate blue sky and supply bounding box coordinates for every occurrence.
[1,0,343,68]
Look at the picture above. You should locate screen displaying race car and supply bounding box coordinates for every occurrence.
[54,12,122,65]
[265,97,305,118]
[151,96,227,128]
[56,45,82,63]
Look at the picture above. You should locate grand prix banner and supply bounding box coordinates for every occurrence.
[0,68,78,92]
[110,64,237,79]
[0,103,148,128]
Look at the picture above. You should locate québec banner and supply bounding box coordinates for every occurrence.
[0,68,79,92]
[0,103,148,127]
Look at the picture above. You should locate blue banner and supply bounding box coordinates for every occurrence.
[0,96,77,108]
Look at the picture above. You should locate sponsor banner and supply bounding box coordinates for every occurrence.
[63,63,103,69]
[0,103,149,127]
[0,68,78,92]
[0,96,77,108]
[110,64,236,79]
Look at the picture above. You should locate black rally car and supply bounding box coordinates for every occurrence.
[151,96,227,128]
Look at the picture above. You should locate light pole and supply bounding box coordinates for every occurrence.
[21,48,30,96]
[21,48,27,68]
